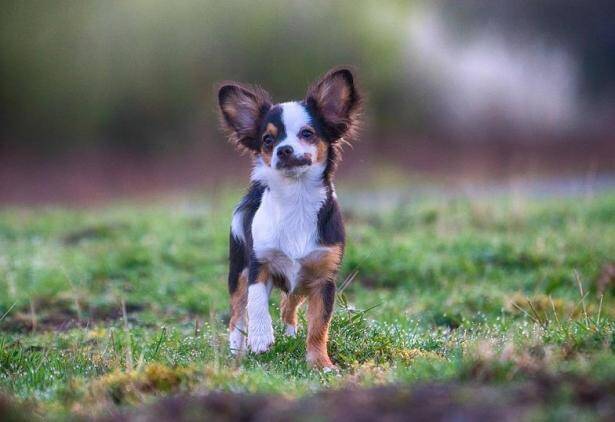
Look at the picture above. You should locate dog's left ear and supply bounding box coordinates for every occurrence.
[305,67,362,141]
[218,82,272,153]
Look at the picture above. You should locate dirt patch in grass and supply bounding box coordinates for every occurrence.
[62,223,129,245]
[99,376,615,422]
[1,297,146,333]
[0,395,30,422]
[596,262,615,294]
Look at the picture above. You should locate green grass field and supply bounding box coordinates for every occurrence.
[1,188,614,420]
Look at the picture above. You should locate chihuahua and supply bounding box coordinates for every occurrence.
[217,67,361,368]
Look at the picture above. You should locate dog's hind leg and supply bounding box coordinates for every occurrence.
[280,292,305,336]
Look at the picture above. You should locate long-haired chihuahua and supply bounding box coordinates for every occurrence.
[217,67,361,369]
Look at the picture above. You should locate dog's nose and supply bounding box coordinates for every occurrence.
[277,145,293,159]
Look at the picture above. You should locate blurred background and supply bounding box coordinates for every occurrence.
[1,0,614,204]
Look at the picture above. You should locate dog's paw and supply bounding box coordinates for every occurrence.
[248,324,274,354]
[321,364,339,373]
[284,324,297,337]
[229,327,247,355]
[307,352,336,370]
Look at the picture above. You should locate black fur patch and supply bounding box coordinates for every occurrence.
[228,233,245,295]
[303,101,342,181]
[272,273,289,293]
[316,187,345,247]
[228,182,266,293]
[321,280,336,321]
[248,251,262,286]
[303,100,334,140]
[237,181,266,250]
[259,105,286,144]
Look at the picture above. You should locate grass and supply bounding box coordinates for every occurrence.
[0,188,614,419]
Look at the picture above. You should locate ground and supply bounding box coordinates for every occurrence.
[0,186,614,420]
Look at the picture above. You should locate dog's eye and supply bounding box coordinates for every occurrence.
[262,134,274,147]
[300,128,314,139]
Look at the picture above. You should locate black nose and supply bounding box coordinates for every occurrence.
[277,145,293,159]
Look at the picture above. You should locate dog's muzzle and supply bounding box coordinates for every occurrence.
[275,145,312,169]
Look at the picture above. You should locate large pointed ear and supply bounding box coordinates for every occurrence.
[217,82,272,152]
[305,67,362,141]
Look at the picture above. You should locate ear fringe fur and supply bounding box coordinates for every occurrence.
[217,82,272,154]
[305,66,363,144]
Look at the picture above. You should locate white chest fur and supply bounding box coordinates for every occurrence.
[251,164,327,291]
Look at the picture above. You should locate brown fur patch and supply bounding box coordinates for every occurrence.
[315,139,328,164]
[222,104,238,120]
[255,265,270,284]
[299,245,343,288]
[306,290,334,368]
[229,269,248,331]
[265,123,278,138]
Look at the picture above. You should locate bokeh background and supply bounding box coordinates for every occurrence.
[1,0,614,204]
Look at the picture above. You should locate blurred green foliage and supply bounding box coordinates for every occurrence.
[0,0,416,150]
[1,1,613,151]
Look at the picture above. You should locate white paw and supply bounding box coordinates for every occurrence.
[248,324,274,353]
[229,327,246,355]
[284,324,297,337]
[247,283,274,354]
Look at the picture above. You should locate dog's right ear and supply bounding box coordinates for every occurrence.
[217,83,272,152]
[305,67,362,142]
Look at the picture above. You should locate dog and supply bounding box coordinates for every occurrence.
[217,67,361,369]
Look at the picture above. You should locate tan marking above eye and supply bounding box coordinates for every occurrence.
[266,123,278,138]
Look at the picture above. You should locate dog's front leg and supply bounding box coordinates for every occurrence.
[229,269,248,355]
[247,264,274,353]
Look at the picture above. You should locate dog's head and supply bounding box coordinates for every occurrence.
[217,67,361,179]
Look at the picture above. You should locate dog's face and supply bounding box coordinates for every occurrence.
[218,68,361,178]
